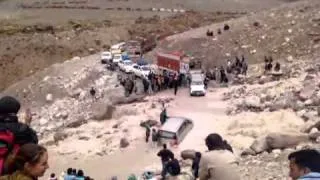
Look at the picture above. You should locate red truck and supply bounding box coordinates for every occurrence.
[156,51,190,74]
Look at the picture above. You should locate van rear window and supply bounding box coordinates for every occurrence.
[158,130,175,139]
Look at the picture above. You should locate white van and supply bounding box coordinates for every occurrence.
[190,75,206,96]
[158,117,193,145]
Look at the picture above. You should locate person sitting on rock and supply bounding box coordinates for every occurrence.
[198,133,240,180]
[206,30,213,37]
[274,62,281,72]
[264,56,269,73]
[220,66,227,84]
[90,87,96,98]
[288,149,320,180]
[217,28,222,35]
[241,55,248,75]
[166,154,181,177]
[267,56,273,71]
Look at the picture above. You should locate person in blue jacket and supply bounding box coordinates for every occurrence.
[288,149,320,180]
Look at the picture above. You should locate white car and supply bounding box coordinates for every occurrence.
[100,51,112,64]
[119,60,134,73]
[190,79,206,96]
[112,54,123,64]
[132,64,151,78]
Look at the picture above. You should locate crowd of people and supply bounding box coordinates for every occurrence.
[153,133,320,180]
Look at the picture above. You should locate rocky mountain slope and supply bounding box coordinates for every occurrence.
[151,0,320,68]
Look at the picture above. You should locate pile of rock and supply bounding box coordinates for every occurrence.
[225,61,320,118]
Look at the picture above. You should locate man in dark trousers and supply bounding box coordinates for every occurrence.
[157,144,174,179]
[192,152,201,179]
[241,55,248,75]
[173,75,179,95]
[166,154,181,176]
[151,128,158,147]
[145,126,150,143]
[160,105,168,125]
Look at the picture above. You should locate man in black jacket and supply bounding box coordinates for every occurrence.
[157,144,174,179]
[0,96,38,175]
[0,96,38,144]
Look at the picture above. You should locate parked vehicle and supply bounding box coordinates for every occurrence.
[131,64,151,78]
[190,75,206,96]
[156,52,189,74]
[100,51,112,64]
[158,116,193,145]
[119,60,134,73]
[112,53,123,64]
[111,42,126,52]
[110,49,122,55]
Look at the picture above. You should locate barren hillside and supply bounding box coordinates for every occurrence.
[0,0,303,91]
[152,0,320,68]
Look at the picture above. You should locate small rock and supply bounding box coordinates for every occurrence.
[120,138,129,148]
[61,111,69,119]
[304,99,313,106]
[78,136,90,141]
[244,95,261,108]
[39,118,49,126]
[88,48,95,54]
[310,128,319,134]
[297,109,307,117]
[46,94,53,102]
[272,149,282,154]
[72,56,81,61]
[287,56,294,62]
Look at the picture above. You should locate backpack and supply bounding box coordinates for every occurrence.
[0,127,20,176]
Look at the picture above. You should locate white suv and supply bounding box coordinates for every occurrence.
[100,51,112,64]
[190,79,206,96]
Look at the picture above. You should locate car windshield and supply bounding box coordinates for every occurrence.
[102,53,111,56]
[114,55,121,59]
[191,81,203,85]
[141,66,150,71]
[158,130,176,139]
[124,61,132,65]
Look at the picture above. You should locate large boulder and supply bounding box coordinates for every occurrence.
[244,96,261,108]
[299,82,316,101]
[265,133,309,149]
[250,136,268,154]
[53,131,68,143]
[181,149,197,160]
[92,102,116,121]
